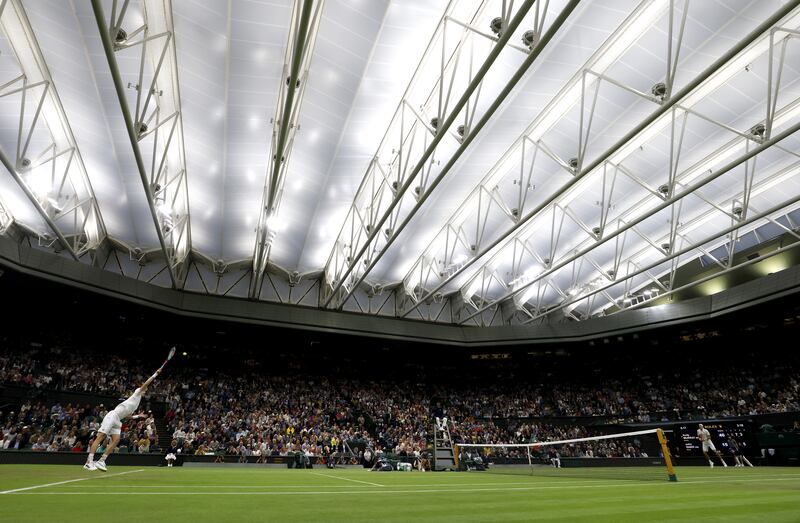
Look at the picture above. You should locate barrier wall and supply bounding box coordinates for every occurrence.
[0,450,775,468]
[0,450,165,466]
[0,450,358,467]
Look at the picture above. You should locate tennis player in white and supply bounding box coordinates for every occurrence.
[697,423,727,468]
[83,372,158,471]
[84,347,175,471]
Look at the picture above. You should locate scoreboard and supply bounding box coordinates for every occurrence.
[674,421,757,456]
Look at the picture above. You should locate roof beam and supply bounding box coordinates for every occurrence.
[465,110,800,324]
[548,160,800,323]
[321,0,576,309]
[573,126,800,320]
[330,0,581,313]
[249,0,326,299]
[400,0,671,315]
[90,0,192,288]
[402,0,800,320]
[0,0,107,259]
[462,13,800,323]
[0,197,11,234]
[570,102,800,320]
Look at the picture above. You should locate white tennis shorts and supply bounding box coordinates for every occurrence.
[99,411,122,436]
[702,440,716,452]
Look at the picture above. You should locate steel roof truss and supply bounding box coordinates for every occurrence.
[90,0,192,288]
[401,2,800,320]
[450,6,800,322]
[250,0,326,298]
[322,0,574,308]
[520,123,800,323]
[0,0,107,258]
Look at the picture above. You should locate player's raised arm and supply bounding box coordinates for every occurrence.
[139,346,177,391]
[139,368,160,391]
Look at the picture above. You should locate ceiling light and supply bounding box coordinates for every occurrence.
[46,197,62,213]
[252,48,268,63]
[462,276,483,302]
[27,166,52,199]
[490,17,502,36]
[651,82,666,99]
[521,30,536,50]
[266,214,286,232]
[156,202,173,217]
[515,281,540,307]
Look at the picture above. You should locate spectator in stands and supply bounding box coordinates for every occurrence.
[31,436,46,451]
[173,426,186,446]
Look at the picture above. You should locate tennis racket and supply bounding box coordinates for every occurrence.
[157,346,177,373]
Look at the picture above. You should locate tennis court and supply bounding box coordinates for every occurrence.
[1,465,798,522]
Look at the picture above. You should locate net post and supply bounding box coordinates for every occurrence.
[453,444,459,470]
[656,428,678,482]
[526,445,533,476]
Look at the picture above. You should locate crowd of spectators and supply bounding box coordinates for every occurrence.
[1,340,798,459]
[426,364,800,422]
[457,422,651,460]
[164,373,371,460]
[1,346,154,398]
[1,400,159,455]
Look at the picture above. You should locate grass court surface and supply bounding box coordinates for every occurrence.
[1,465,798,522]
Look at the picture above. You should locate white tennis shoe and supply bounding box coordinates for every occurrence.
[84,462,97,471]
[94,460,108,471]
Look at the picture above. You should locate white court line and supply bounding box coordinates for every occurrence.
[7,475,800,495]
[310,472,384,487]
[50,473,800,489]
[52,482,547,489]
[0,469,145,494]
[10,469,800,493]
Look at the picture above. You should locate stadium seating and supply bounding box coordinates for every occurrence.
[2,335,797,460]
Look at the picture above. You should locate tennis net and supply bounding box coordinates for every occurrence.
[455,428,677,482]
